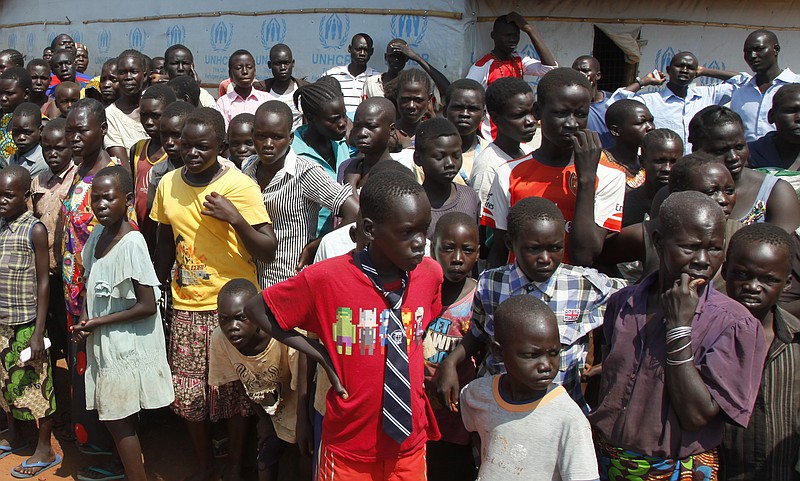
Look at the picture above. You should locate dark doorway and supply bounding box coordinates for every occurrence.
[592,26,638,91]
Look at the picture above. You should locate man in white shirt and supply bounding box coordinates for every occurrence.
[323,34,378,116]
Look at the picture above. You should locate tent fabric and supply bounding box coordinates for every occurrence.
[595,24,645,64]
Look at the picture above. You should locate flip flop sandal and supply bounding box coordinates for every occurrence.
[10,453,62,479]
[77,443,113,456]
[76,465,126,481]
[0,442,31,460]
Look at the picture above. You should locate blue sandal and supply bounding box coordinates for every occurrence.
[0,442,30,460]
[10,453,62,478]
[76,465,126,481]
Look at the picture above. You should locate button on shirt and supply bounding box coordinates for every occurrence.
[323,65,378,114]
[470,262,626,412]
[612,77,746,154]
[731,68,800,142]
[589,273,767,459]
[215,87,271,130]
[10,144,49,178]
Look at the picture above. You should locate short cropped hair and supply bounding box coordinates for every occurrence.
[507,196,565,242]
[162,100,195,121]
[164,44,193,62]
[368,159,415,179]
[12,102,42,124]
[536,67,591,109]
[688,105,744,150]
[773,83,800,108]
[26,58,50,73]
[445,78,485,107]
[1,165,32,191]
[167,76,201,106]
[0,67,32,91]
[42,117,66,136]
[485,77,531,117]
[219,278,260,301]
[415,117,459,152]
[71,98,106,124]
[360,170,425,224]
[727,223,795,263]
[185,107,226,146]
[668,152,725,192]
[228,49,254,69]
[95,165,134,195]
[605,99,644,127]
[432,211,478,243]
[658,191,724,237]
[255,100,293,128]
[642,128,683,157]
[229,112,255,129]
[352,33,374,49]
[141,83,177,105]
[494,295,557,345]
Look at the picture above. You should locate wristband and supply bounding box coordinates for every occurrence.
[666,326,692,343]
[666,340,692,355]
[635,76,643,86]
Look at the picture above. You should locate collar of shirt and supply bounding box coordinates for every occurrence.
[329,65,378,81]
[625,272,713,318]
[509,262,563,299]
[39,161,77,188]
[660,85,703,103]
[0,210,32,233]
[292,124,350,174]
[13,144,43,165]
[744,67,799,89]
[226,88,266,103]
[242,149,299,186]
[774,306,800,346]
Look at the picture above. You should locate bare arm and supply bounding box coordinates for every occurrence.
[697,65,740,81]
[623,70,666,93]
[766,178,800,232]
[436,331,483,411]
[295,352,315,457]
[598,223,646,265]
[508,11,557,66]
[107,146,129,165]
[395,44,451,102]
[568,130,608,267]
[72,280,157,342]
[201,192,278,263]
[486,228,509,269]
[296,195,360,271]
[29,223,50,361]
[154,223,176,284]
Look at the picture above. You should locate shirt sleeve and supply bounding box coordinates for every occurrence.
[298,161,352,215]
[480,164,511,231]
[149,172,169,224]
[208,327,241,387]
[468,276,492,344]
[465,63,487,89]
[104,113,125,149]
[262,268,321,335]
[558,408,600,481]
[222,172,272,225]
[459,381,478,433]
[698,312,767,428]
[522,56,558,76]
[594,160,625,232]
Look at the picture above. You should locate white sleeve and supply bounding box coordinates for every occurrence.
[522,56,558,76]
[558,412,600,481]
[594,161,626,232]
[459,382,477,433]
[466,63,488,89]
[481,163,511,231]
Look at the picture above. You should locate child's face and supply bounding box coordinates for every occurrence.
[11,115,41,154]
[268,50,294,82]
[724,242,791,318]
[397,81,430,125]
[444,89,484,137]
[228,121,257,166]
[494,91,536,144]
[0,55,15,75]
[66,107,106,158]
[771,91,800,144]
[90,175,131,227]
[229,54,255,90]
[311,98,347,141]
[414,134,462,185]
[509,219,565,283]
[655,215,725,286]
[218,293,262,352]
[165,49,194,79]
[56,87,81,116]
[495,320,561,395]
[0,175,29,219]
[117,56,146,98]
[51,52,76,82]
[642,139,682,189]
[253,112,292,166]
[0,79,28,114]
[41,128,72,173]
[139,98,167,139]
[366,193,432,273]
[613,105,655,147]
[159,115,185,161]
[28,65,51,95]
[537,85,591,148]
[75,47,89,73]
[685,164,736,218]
[700,122,749,180]
[99,63,119,104]
[351,106,393,155]
[180,122,222,174]
[152,58,165,76]
[434,223,479,284]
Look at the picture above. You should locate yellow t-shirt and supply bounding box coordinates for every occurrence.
[150,167,270,310]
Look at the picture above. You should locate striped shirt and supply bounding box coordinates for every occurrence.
[0,211,41,326]
[323,65,378,114]
[242,150,352,287]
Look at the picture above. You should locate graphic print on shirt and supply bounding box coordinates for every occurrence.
[174,234,211,287]
[333,306,426,356]
[425,315,471,364]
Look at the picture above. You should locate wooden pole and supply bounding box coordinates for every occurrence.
[476,15,800,32]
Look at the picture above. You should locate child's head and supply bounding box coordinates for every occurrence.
[66,98,107,159]
[535,68,593,148]
[606,99,655,148]
[641,129,683,190]
[432,212,479,285]
[444,79,485,138]
[395,68,432,126]
[218,278,264,353]
[743,29,779,74]
[160,101,195,162]
[688,105,748,180]
[294,78,347,141]
[50,50,76,83]
[26,59,51,97]
[54,81,81,117]
[268,44,294,82]
[724,223,794,319]
[490,14,522,57]
[654,191,726,286]
[414,117,462,185]
[506,197,566,282]
[116,49,148,99]
[351,97,396,156]
[139,84,177,141]
[42,47,53,63]
[164,44,195,79]
[41,117,72,174]
[666,52,699,89]
[348,33,374,68]
[486,77,535,144]
[669,152,736,218]
[253,101,293,167]
[228,113,256,167]
[166,75,201,107]
[75,43,89,73]
[90,165,133,227]
[769,83,800,145]
[0,67,31,115]
[181,107,226,174]
[10,102,42,154]
[384,38,409,74]
[0,165,31,219]
[492,295,560,395]
[571,55,602,92]
[99,57,119,105]
[0,49,24,75]
[360,170,431,272]
[152,56,166,76]
[228,49,256,90]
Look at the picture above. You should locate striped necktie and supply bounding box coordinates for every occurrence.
[354,247,413,444]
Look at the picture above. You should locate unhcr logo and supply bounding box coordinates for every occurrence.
[129,27,147,50]
[26,33,35,53]
[699,60,726,86]
[210,22,233,52]
[261,18,286,50]
[70,31,83,44]
[7,33,17,49]
[97,29,111,54]
[390,15,428,48]
[166,25,186,47]
[319,13,349,50]
[47,32,58,47]
[519,44,540,61]
[654,47,676,74]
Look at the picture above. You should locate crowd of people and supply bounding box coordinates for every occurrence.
[0,9,796,481]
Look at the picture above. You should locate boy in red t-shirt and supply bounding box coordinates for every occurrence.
[245,171,443,481]
[482,67,626,268]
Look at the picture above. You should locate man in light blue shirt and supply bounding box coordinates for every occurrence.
[731,29,800,143]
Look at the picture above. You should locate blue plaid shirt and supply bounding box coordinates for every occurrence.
[471,263,626,412]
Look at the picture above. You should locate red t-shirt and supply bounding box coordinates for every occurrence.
[262,254,444,462]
